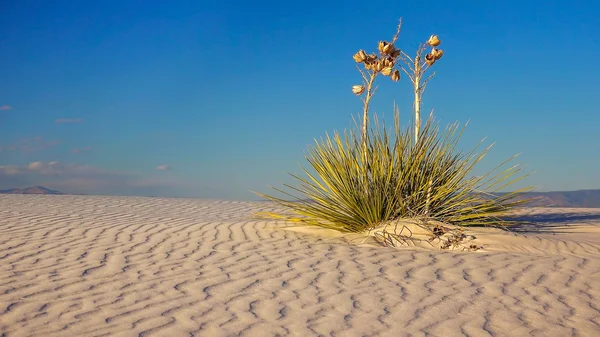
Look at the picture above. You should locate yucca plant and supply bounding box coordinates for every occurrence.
[255,19,534,249]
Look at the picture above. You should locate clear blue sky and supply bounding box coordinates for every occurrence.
[1,0,599,199]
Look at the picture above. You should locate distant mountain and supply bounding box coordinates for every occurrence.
[0,186,66,195]
[298,189,600,208]
[0,186,599,207]
[519,189,600,208]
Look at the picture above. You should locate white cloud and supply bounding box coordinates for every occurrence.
[156,164,171,171]
[0,165,20,175]
[28,161,44,170]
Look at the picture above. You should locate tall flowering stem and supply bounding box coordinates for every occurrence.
[354,67,378,167]
[397,33,443,216]
[352,20,402,168]
[399,34,444,144]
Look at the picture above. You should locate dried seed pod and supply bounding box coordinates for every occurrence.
[374,60,384,72]
[378,41,396,55]
[366,53,378,63]
[383,57,395,67]
[390,49,401,58]
[427,35,441,47]
[352,85,365,95]
[378,41,387,54]
[353,50,367,63]
[383,43,395,55]
[433,48,444,60]
[432,226,445,237]
[425,53,436,66]
[381,67,393,76]
[391,69,400,81]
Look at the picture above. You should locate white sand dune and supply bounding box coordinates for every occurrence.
[0,195,599,337]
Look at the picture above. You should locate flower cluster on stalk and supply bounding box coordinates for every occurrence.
[351,40,401,95]
[424,35,443,66]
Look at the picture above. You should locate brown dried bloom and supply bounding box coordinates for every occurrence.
[352,85,365,95]
[383,57,395,67]
[381,67,393,76]
[374,60,385,72]
[425,54,435,66]
[391,69,400,81]
[427,35,441,47]
[378,41,396,55]
[425,48,443,66]
[383,43,395,55]
[353,50,367,63]
[363,53,378,71]
[366,53,378,64]
[378,41,388,54]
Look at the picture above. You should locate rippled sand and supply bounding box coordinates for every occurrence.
[1,195,599,336]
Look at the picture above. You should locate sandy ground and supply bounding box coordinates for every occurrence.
[0,195,599,337]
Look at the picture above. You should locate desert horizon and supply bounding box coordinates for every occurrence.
[3,185,600,209]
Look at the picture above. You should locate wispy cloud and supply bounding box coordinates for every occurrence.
[71,146,93,154]
[0,105,11,111]
[0,162,108,180]
[55,118,84,124]
[0,161,188,196]
[0,137,61,152]
[156,164,171,171]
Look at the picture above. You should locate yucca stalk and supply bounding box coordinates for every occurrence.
[397,33,443,213]
[399,35,443,144]
[358,70,376,168]
[352,20,402,169]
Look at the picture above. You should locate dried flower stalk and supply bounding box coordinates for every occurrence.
[352,20,402,167]
[398,34,444,144]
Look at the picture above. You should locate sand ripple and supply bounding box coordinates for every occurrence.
[0,195,599,336]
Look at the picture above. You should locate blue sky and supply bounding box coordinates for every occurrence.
[1,0,599,199]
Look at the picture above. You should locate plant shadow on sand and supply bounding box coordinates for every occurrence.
[502,210,600,234]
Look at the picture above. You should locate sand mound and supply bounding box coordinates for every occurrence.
[1,195,599,336]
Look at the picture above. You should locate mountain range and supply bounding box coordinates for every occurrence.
[1,186,600,207]
[516,189,600,208]
[0,186,67,195]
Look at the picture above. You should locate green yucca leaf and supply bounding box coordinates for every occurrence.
[255,109,534,233]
